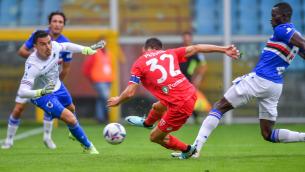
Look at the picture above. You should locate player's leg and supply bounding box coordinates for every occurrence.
[42,113,56,149]
[59,109,98,154]
[159,94,196,159]
[125,101,166,128]
[258,92,305,143]
[1,98,27,149]
[184,75,255,158]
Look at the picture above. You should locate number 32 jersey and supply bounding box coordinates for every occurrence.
[129,47,196,106]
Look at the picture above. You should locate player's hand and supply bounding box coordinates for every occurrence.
[225,45,240,60]
[107,96,120,107]
[82,47,97,55]
[35,82,55,97]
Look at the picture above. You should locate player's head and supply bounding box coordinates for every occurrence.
[182,31,193,46]
[33,30,52,59]
[143,38,163,51]
[271,2,292,28]
[48,11,66,35]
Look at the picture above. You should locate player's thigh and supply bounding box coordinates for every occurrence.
[54,83,73,107]
[31,95,65,119]
[258,86,282,121]
[224,81,255,108]
[158,94,196,132]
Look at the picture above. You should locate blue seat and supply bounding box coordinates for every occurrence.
[20,0,40,25]
[286,0,302,31]
[238,0,259,34]
[195,0,221,35]
[40,0,61,25]
[259,0,277,34]
[0,0,18,26]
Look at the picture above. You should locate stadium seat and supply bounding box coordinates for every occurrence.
[238,0,259,34]
[20,0,40,25]
[195,0,221,35]
[259,0,277,34]
[0,0,18,26]
[40,0,61,25]
[286,0,302,31]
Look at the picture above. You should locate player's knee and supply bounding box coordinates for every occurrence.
[149,133,158,143]
[67,104,76,113]
[152,102,166,114]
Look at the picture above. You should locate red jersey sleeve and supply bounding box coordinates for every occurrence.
[128,58,142,85]
[172,47,187,63]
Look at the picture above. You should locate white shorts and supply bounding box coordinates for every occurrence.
[15,95,29,104]
[224,73,283,121]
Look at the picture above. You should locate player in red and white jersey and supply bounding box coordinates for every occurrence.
[107,38,239,159]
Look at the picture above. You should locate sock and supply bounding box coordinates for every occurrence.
[164,135,188,151]
[5,115,21,143]
[193,109,223,152]
[43,117,53,140]
[144,109,163,126]
[270,129,305,143]
[68,122,91,148]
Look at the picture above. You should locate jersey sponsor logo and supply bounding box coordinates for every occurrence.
[168,77,186,89]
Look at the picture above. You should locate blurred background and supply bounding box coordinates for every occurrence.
[0,0,305,124]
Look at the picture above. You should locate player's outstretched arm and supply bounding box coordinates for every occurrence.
[185,44,240,59]
[107,84,139,107]
[59,40,105,55]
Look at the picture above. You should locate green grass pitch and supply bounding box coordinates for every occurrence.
[1,122,305,172]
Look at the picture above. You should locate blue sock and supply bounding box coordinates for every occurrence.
[8,115,21,126]
[68,122,91,148]
[208,109,224,120]
[269,129,280,143]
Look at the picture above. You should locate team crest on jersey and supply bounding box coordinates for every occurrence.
[162,86,169,94]
[46,101,53,108]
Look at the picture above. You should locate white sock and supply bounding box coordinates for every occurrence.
[277,129,305,143]
[6,124,18,143]
[193,115,220,152]
[43,120,53,140]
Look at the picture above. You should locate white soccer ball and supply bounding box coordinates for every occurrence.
[103,123,126,145]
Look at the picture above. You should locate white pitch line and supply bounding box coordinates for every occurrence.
[0,127,43,144]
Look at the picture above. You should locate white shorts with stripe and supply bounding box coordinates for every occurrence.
[224,72,283,121]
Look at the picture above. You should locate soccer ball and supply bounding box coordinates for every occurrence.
[103,123,126,145]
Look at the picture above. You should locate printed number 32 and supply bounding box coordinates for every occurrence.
[146,54,181,83]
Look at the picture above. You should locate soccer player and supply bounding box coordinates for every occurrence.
[2,11,71,149]
[107,38,239,159]
[173,2,305,159]
[16,30,99,154]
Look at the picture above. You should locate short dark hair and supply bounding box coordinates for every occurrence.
[182,31,193,36]
[33,30,49,44]
[274,2,293,18]
[48,11,67,25]
[144,38,162,50]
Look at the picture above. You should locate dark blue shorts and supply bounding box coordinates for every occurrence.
[31,83,72,119]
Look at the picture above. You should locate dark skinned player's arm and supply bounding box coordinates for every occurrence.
[290,32,305,60]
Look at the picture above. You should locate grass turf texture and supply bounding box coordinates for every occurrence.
[1,122,305,172]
